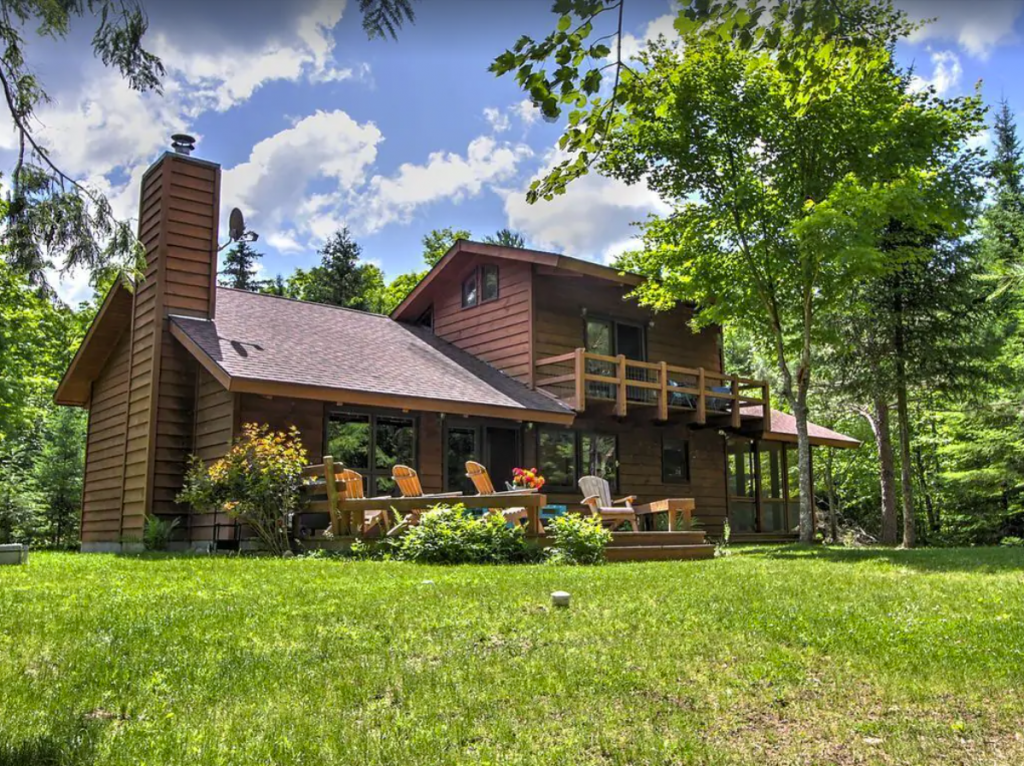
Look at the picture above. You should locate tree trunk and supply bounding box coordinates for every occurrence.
[893,319,916,548]
[865,397,898,545]
[793,383,815,543]
[914,445,937,536]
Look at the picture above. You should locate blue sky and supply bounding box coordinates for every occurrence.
[5,0,1024,304]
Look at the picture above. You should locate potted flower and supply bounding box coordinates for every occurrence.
[509,467,546,492]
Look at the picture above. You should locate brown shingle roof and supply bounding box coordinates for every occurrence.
[741,406,861,449]
[169,288,573,421]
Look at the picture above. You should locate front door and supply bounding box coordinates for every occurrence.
[485,427,520,489]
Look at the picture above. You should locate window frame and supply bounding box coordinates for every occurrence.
[481,264,500,302]
[461,272,479,308]
[442,418,524,493]
[324,407,419,497]
[661,434,691,484]
[460,264,500,310]
[536,427,619,493]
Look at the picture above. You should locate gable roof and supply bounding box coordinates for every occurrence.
[54,281,135,407]
[169,288,575,423]
[391,239,644,321]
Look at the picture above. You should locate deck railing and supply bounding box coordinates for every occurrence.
[534,348,771,428]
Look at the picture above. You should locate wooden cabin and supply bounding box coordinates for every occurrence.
[56,150,859,552]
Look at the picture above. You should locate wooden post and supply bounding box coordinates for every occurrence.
[574,348,586,413]
[615,354,627,418]
[696,368,706,424]
[730,377,741,428]
[658,361,669,422]
[323,455,341,536]
[762,383,771,433]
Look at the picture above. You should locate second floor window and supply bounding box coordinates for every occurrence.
[462,273,478,308]
[461,264,500,309]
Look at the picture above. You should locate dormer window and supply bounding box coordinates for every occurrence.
[481,264,499,302]
[461,264,499,309]
[462,273,479,308]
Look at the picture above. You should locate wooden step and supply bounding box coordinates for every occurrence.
[605,544,716,562]
[730,533,799,544]
[608,531,706,547]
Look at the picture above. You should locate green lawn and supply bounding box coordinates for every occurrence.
[2,548,1023,765]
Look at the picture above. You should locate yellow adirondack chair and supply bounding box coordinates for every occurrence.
[578,475,639,531]
[387,465,462,536]
[336,468,395,537]
[464,460,537,530]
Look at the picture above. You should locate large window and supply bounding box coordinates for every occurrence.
[538,428,618,492]
[326,411,416,496]
[446,426,478,494]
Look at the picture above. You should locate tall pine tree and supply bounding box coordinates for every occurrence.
[219,241,263,291]
[298,228,385,312]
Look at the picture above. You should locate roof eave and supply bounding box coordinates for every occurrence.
[54,281,134,407]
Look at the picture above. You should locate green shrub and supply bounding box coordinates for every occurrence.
[545,513,612,565]
[142,515,179,551]
[397,505,536,564]
[178,423,309,556]
[999,536,1024,547]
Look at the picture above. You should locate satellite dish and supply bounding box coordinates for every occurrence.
[228,208,246,241]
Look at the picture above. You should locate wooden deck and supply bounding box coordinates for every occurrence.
[533,347,771,427]
[303,530,716,562]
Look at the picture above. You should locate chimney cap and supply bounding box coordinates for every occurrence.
[171,133,196,156]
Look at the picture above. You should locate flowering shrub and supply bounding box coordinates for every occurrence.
[545,513,613,565]
[177,423,309,556]
[397,504,537,564]
[511,467,545,490]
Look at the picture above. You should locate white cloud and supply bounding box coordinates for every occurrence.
[900,0,1024,58]
[152,0,356,114]
[483,107,511,133]
[49,266,96,306]
[620,12,681,62]
[221,109,382,244]
[501,148,669,262]
[514,99,540,127]
[909,49,963,95]
[266,230,306,254]
[354,136,533,233]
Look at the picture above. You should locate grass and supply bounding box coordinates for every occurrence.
[1,547,1023,765]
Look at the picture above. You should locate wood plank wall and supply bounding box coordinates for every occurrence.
[532,275,721,373]
[188,367,237,541]
[81,330,131,543]
[237,395,325,465]
[109,153,221,541]
[418,413,443,494]
[529,273,729,535]
[431,255,533,384]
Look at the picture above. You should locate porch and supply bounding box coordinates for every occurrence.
[295,477,716,562]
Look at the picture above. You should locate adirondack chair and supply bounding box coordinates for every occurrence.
[387,465,462,536]
[335,468,395,537]
[578,475,639,531]
[464,461,536,529]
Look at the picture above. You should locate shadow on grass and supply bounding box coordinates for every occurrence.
[0,717,102,766]
[739,543,1024,574]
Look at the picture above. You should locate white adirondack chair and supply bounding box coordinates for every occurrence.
[577,475,639,532]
